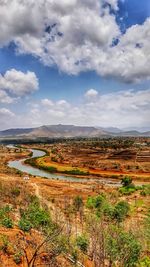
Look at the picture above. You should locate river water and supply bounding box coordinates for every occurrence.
[8,147,121,186]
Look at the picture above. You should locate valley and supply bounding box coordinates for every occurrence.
[0,137,150,266]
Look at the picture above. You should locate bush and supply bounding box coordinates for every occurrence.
[11,187,20,197]
[140,185,150,196]
[139,257,150,267]
[2,217,13,228]
[76,235,89,253]
[0,235,9,253]
[106,227,141,267]
[113,201,130,222]
[27,204,51,229]
[13,251,22,264]
[19,197,51,231]
[86,194,106,210]
[119,186,136,195]
[121,177,133,187]
[47,166,57,173]
[18,218,32,232]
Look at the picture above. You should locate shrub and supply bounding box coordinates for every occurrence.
[121,176,133,187]
[76,235,88,253]
[140,185,150,196]
[47,166,57,173]
[139,257,150,267]
[11,187,20,197]
[86,194,106,210]
[0,235,9,253]
[13,251,22,264]
[27,204,51,229]
[119,186,136,195]
[18,218,32,232]
[113,201,130,222]
[19,197,51,231]
[106,227,141,267]
[2,217,13,228]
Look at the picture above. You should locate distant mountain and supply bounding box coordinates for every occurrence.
[97,127,122,133]
[0,124,149,139]
[0,124,109,138]
[123,127,150,132]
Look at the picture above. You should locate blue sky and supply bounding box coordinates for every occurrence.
[0,0,150,130]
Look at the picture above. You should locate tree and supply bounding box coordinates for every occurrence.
[113,201,130,222]
[106,226,141,267]
[121,177,133,187]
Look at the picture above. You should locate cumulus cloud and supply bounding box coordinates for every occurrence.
[85,89,98,98]
[0,108,14,117]
[2,88,149,130]
[1,0,150,83]
[34,88,150,128]
[41,98,54,107]
[0,90,16,104]
[0,69,39,97]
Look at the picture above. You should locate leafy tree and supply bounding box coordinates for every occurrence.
[106,226,141,267]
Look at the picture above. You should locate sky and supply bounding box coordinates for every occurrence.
[0,0,150,131]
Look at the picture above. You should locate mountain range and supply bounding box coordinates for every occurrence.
[0,124,150,139]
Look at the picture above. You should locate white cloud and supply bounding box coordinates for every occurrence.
[0,108,14,117]
[2,88,149,130]
[41,98,54,107]
[0,69,39,97]
[0,90,16,104]
[0,0,150,84]
[85,89,98,98]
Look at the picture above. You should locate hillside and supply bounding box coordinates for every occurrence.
[0,124,150,139]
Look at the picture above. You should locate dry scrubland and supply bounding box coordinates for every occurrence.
[0,138,150,267]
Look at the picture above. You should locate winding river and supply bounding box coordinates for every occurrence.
[8,147,121,186]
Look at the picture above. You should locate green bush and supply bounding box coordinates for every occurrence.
[76,235,88,253]
[26,203,51,229]
[18,218,32,232]
[106,227,141,267]
[86,194,106,210]
[121,176,133,187]
[113,201,130,222]
[19,196,51,231]
[0,235,9,253]
[2,217,13,228]
[140,185,150,196]
[139,257,150,267]
[47,166,57,173]
[119,186,136,195]
[13,251,22,264]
